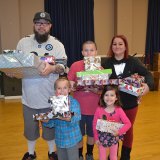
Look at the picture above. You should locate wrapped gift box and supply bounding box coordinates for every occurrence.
[76,69,112,86]
[118,74,145,96]
[40,56,67,66]
[84,56,101,70]
[0,50,45,78]
[96,119,124,134]
[121,74,145,88]
[33,95,73,120]
[0,50,67,78]
[119,83,144,96]
[103,74,145,97]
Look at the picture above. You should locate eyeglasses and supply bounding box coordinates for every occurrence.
[34,21,50,27]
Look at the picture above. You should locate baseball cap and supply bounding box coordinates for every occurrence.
[33,12,52,23]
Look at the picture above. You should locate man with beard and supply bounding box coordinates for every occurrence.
[16,12,67,160]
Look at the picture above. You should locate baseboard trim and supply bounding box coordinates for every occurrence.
[0,95,5,99]
[4,96,22,100]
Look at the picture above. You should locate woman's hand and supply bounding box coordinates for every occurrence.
[141,83,149,96]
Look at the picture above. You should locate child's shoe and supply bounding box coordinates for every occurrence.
[79,155,84,160]
[85,153,94,160]
[48,152,58,160]
[22,152,36,160]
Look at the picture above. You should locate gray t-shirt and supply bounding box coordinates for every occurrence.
[17,34,67,109]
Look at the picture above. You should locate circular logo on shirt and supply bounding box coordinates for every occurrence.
[45,44,53,51]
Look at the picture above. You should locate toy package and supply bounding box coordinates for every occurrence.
[33,95,73,120]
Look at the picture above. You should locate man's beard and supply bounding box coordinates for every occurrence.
[34,29,50,44]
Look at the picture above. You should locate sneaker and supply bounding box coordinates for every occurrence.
[85,153,94,160]
[48,152,58,160]
[79,156,84,160]
[22,152,36,160]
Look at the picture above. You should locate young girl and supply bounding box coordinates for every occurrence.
[93,85,131,160]
[43,77,82,160]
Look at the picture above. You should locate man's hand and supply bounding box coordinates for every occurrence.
[40,62,65,76]
[55,64,65,74]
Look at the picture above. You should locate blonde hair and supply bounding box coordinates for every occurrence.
[54,77,71,90]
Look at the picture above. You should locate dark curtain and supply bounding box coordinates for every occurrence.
[145,0,160,67]
[44,0,95,67]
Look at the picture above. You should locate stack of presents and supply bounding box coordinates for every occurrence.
[75,56,144,131]
[76,56,144,97]
[0,52,145,130]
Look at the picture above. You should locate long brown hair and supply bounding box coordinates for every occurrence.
[99,85,122,108]
[107,35,129,59]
